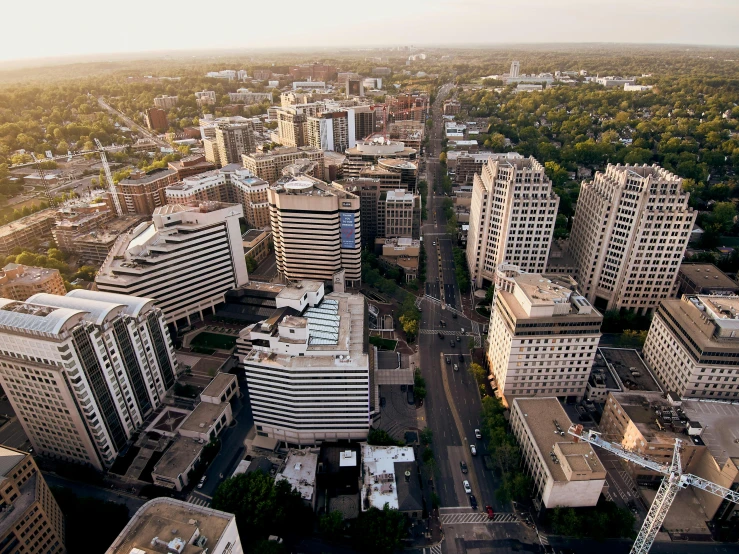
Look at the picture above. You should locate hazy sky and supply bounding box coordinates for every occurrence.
[3,0,738,62]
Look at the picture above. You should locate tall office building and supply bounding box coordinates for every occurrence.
[353,105,376,141]
[343,138,417,179]
[215,121,256,166]
[509,61,520,78]
[0,290,178,471]
[466,155,559,288]
[487,264,602,404]
[239,281,370,444]
[306,111,355,153]
[96,202,249,326]
[269,177,361,287]
[277,108,307,147]
[568,164,696,314]
[243,146,325,183]
[381,189,420,239]
[0,445,65,553]
[643,295,739,399]
[144,108,167,132]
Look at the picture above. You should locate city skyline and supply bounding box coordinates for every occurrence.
[1,0,738,65]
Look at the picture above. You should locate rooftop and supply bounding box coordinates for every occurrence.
[276,449,319,503]
[361,444,415,511]
[0,209,56,239]
[179,402,230,434]
[608,392,695,445]
[679,264,738,291]
[0,446,25,478]
[152,437,204,480]
[0,264,60,285]
[201,373,237,400]
[0,473,36,539]
[242,229,269,244]
[119,168,176,185]
[600,348,662,392]
[681,400,739,464]
[105,497,236,554]
[513,397,606,483]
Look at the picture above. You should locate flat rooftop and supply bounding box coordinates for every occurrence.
[0,446,25,478]
[515,273,574,304]
[106,497,234,554]
[679,264,738,291]
[119,168,175,185]
[609,392,692,445]
[361,444,415,511]
[0,209,55,239]
[153,437,204,479]
[513,397,605,483]
[0,473,36,539]
[681,400,739,464]
[600,348,663,392]
[242,228,269,243]
[201,373,236,400]
[1,264,59,284]
[276,280,322,300]
[276,449,318,503]
[179,402,229,434]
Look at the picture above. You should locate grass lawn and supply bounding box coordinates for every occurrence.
[369,336,398,351]
[190,332,237,350]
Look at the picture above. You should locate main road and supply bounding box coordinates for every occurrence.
[97,96,169,148]
[417,84,503,523]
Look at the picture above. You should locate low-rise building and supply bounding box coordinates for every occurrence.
[276,449,320,510]
[195,90,216,106]
[243,229,271,265]
[178,401,233,442]
[154,95,178,110]
[675,264,739,297]
[360,444,422,518]
[375,237,420,281]
[511,397,606,507]
[168,154,216,180]
[0,263,66,300]
[151,436,205,491]
[0,209,57,257]
[68,216,148,265]
[105,497,243,554]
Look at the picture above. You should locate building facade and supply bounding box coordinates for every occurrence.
[0,290,178,471]
[487,265,602,404]
[343,138,417,179]
[0,263,66,300]
[306,111,355,153]
[153,95,178,110]
[675,264,739,297]
[243,146,325,183]
[643,295,739,399]
[466,155,559,288]
[277,108,307,148]
[114,168,178,215]
[0,446,65,554]
[96,203,249,326]
[269,178,361,287]
[167,154,216,180]
[0,210,57,257]
[215,121,256,166]
[144,108,167,132]
[568,164,696,314]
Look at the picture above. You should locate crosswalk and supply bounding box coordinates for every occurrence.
[424,545,443,554]
[420,329,465,336]
[187,493,211,507]
[440,512,518,524]
[539,533,550,546]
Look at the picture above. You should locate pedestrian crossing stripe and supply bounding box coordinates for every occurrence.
[440,512,518,524]
[187,494,211,507]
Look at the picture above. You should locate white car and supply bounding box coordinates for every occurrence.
[475,429,482,439]
[463,480,472,494]
[470,444,477,456]
[197,476,206,489]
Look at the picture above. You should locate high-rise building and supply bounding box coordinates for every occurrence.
[0,290,178,470]
[277,108,307,147]
[153,95,178,110]
[215,121,256,166]
[380,189,420,239]
[353,105,377,142]
[386,92,429,123]
[144,107,168,131]
[466,155,559,288]
[239,281,369,444]
[0,445,65,554]
[509,61,521,78]
[269,177,361,286]
[0,263,66,300]
[345,77,364,97]
[643,295,739,399]
[568,164,696,314]
[343,138,417,179]
[114,168,178,215]
[306,111,355,153]
[487,265,602,404]
[96,202,249,326]
[105,497,243,554]
[203,137,221,167]
[242,146,325,183]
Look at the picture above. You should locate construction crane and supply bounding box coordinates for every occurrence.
[30,153,57,208]
[95,138,123,217]
[569,424,739,554]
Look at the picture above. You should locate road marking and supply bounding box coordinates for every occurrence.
[187,493,211,507]
[440,512,518,524]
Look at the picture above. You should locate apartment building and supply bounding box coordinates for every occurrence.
[227,89,272,104]
[568,164,696,314]
[194,90,216,106]
[203,137,220,167]
[243,146,325,183]
[277,108,307,147]
[0,263,66,300]
[66,216,145,265]
[511,398,605,507]
[386,92,429,123]
[114,168,178,215]
[466,156,559,288]
[215,121,256,166]
[643,295,739,399]
[488,265,602,404]
[0,209,57,257]
[0,445,65,554]
[144,107,167,131]
[153,95,178,110]
[167,154,216,180]
[306,111,356,153]
[270,178,361,287]
[353,105,377,141]
[96,202,249,326]
[105,498,242,554]
[52,200,114,251]
[381,189,420,239]
[447,151,522,185]
[0,290,178,471]
[343,138,417,179]
[281,91,312,107]
[240,281,370,444]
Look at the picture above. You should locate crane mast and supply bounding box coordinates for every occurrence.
[30,153,56,208]
[568,424,739,554]
[95,139,123,217]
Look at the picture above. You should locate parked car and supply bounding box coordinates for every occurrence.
[485,505,494,519]
[469,494,478,510]
[452,313,458,319]
[453,364,459,371]
[475,428,482,439]
[460,461,468,474]
[470,444,477,455]
[407,388,415,405]
[197,476,206,489]
[445,356,451,365]
[463,480,472,494]
[380,397,386,407]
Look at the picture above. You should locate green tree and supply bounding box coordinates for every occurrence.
[318,510,345,538]
[468,362,487,386]
[74,265,98,281]
[368,428,404,446]
[352,504,407,554]
[399,314,419,342]
[245,255,259,273]
[420,427,433,446]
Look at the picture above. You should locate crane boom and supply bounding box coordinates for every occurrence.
[568,425,738,554]
[95,139,123,217]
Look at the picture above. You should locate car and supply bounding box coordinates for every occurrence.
[432,241,437,246]
[475,429,482,439]
[401,384,406,392]
[460,461,468,474]
[438,331,444,339]
[450,340,455,348]
[453,364,459,371]
[458,353,464,362]
[456,335,461,342]
[470,444,477,455]
[445,356,451,364]
[469,494,478,510]
[463,480,472,494]
[485,505,494,519]
[197,476,207,489]
[407,388,415,405]
[452,312,458,319]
